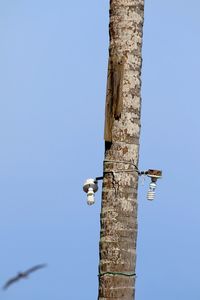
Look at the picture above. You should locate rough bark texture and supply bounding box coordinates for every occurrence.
[98,1,144,299]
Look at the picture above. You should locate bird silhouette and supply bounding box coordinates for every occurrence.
[2,264,47,290]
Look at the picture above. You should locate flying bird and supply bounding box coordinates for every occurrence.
[2,264,47,290]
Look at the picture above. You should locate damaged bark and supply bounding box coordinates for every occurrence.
[104,57,125,142]
[98,1,144,299]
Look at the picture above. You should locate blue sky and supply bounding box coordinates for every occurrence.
[0,1,200,299]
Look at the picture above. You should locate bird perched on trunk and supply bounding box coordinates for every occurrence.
[2,264,47,290]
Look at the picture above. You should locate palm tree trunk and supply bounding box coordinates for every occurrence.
[98,1,144,299]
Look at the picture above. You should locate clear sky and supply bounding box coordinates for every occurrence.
[0,1,199,299]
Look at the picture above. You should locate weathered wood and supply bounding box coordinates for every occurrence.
[104,57,125,142]
[99,1,144,299]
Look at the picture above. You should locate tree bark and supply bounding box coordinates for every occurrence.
[98,1,144,299]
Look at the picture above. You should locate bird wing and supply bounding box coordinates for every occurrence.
[3,274,21,290]
[25,264,47,275]
[2,264,47,290]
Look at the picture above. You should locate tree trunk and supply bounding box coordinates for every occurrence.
[98,1,144,299]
